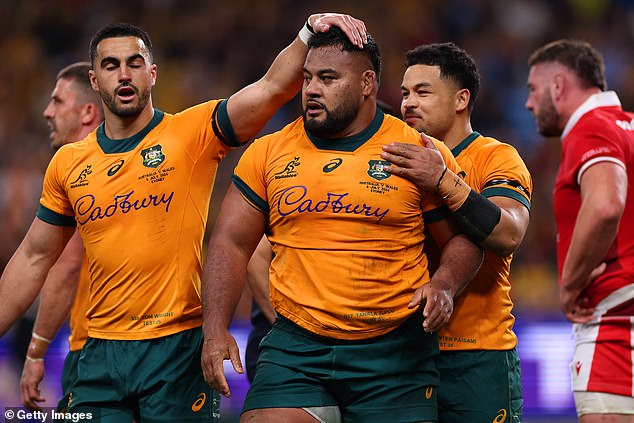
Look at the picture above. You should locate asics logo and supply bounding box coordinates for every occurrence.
[192,392,206,412]
[323,158,343,173]
[107,159,124,176]
[493,408,507,423]
[425,386,433,399]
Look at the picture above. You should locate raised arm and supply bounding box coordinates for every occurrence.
[560,162,626,322]
[0,218,74,337]
[382,137,530,256]
[201,184,267,398]
[409,217,483,332]
[246,235,275,324]
[227,13,367,142]
[20,230,83,411]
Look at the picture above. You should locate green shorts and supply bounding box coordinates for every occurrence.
[66,327,219,423]
[57,349,81,413]
[437,348,523,423]
[245,313,439,423]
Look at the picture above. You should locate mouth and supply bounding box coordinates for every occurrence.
[47,123,56,138]
[403,114,421,124]
[305,100,325,117]
[117,85,137,102]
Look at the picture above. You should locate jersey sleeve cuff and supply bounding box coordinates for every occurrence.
[212,98,242,147]
[36,204,76,226]
[231,174,269,214]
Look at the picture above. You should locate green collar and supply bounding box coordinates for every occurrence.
[451,131,481,157]
[97,110,165,154]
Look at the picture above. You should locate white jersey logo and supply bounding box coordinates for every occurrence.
[615,118,634,131]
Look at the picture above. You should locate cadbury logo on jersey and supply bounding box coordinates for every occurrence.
[141,145,165,168]
[74,190,174,225]
[277,185,389,223]
[70,165,92,188]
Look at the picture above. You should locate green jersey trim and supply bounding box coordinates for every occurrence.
[97,110,165,154]
[481,186,531,210]
[451,131,481,157]
[36,205,76,226]
[422,205,451,224]
[214,98,242,147]
[231,174,269,214]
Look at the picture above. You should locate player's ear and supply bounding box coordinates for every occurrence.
[361,70,376,97]
[455,88,470,114]
[81,103,98,125]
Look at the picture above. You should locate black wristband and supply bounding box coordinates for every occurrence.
[306,20,315,34]
[453,189,501,243]
[436,167,448,189]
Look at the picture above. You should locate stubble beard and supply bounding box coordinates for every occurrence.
[101,86,151,118]
[536,93,562,138]
[303,101,360,139]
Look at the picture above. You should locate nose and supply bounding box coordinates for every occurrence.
[43,101,54,119]
[524,96,532,111]
[304,77,319,97]
[119,65,132,82]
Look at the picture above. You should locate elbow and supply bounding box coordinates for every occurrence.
[484,230,525,258]
[595,203,624,231]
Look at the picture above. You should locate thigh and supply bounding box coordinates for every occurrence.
[571,319,634,397]
[243,320,338,412]
[241,408,329,423]
[57,350,82,412]
[137,328,220,423]
[437,349,522,423]
[66,338,127,411]
[67,404,136,423]
[334,312,440,423]
[575,391,634,418]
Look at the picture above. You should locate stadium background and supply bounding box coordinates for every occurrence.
[0,0,632,421]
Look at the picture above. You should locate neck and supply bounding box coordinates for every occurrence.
[103,102,154,140]
[559,87,602,129]
[333,99,377,139]
[437,116,473,150]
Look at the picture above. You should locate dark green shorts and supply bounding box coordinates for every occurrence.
[437,348,523,423]
[245,313,439,423]
[57,349,81,413]
[66,327,219,423]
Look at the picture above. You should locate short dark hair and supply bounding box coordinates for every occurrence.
[528,39,606,91]
[57,62,102,111]
[405,42,480,114]
[308,27,382,85]
[89,23,153,67]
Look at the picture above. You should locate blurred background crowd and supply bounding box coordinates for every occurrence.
[0,0,632,420]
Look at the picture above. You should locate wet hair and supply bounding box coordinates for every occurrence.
[89,23,153,67]
[405,42,480,114]
[308,26,382,85]
[528,39,607,91]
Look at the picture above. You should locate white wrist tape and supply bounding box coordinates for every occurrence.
[298,20,315,45]
[31,332,52,343]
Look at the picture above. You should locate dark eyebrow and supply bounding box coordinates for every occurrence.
[303,67,337,75]
[100,53,146,68]
[401,82,431,91]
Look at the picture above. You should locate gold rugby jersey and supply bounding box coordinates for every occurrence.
[233,110,462,340]
[437,132,532,351]
[38,100,238,340]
